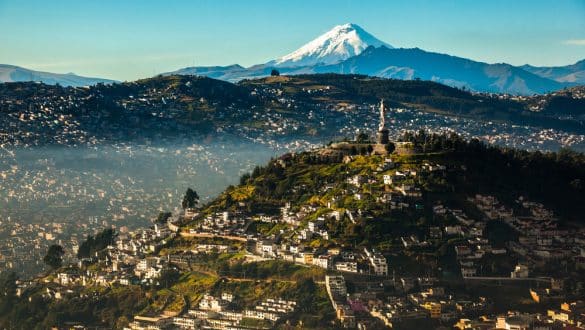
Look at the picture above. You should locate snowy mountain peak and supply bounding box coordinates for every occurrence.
[274,23,392,67]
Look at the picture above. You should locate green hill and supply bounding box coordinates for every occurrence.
[1,122,584,329]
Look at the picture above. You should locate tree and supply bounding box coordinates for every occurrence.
[44,244,65,269]
[77,228,116,259]
[158,268,180,289]
[156,211,172,223]
[0,271,16,298]
[182,188,199,209]
[0,271,17,316]
[270,69,280,76]
[239,173,251,185]
[356,132,369,143]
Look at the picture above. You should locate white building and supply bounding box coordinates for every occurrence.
[335,261,358,273]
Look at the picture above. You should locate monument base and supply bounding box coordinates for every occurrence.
[373,143,389,155]
[377,129,389,145]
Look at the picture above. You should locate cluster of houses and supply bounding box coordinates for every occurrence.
[372,287,488,328]
[127,292,297,330]
[325,274,488,329]
[195,211,247,236]
[345,159,427,210]
[252,237,389,276]
[0,84,92,147]
[471,194,585,271]
[0,213,156,279]
[429,202,510,278]
[44,219,180,298]
[325,275,356,327]
[455,300,585,329]
[424,196,573,280]
[489,85,585,113]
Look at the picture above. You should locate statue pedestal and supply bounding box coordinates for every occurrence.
[377,129,389,145]
[373,143,389,155]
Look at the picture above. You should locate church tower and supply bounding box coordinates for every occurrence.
[376,100,389,145]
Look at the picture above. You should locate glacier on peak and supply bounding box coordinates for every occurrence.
[272,23,392,67]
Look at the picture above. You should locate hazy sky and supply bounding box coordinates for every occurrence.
[1,0,584,81]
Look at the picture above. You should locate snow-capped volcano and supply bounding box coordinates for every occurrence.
[273,23,392,67]
[165,22,579,94]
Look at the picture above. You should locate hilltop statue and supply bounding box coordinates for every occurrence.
[377,100,390,144]
[379,99,387,132]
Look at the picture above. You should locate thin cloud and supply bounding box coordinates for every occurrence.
[563,39,585,46]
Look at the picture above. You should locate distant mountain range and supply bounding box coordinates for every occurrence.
[313,46,571,95]
[168,23,584,95]
[0,64,117,87]
[1,23,583,94]
[520,59,585,83]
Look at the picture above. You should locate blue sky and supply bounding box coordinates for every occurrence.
[0,0,584,81]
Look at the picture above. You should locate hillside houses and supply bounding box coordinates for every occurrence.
[126,292,297,330]
[470,194,585,264]
[40,218,183,291]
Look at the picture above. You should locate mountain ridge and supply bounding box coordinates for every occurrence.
[313,46,570,95]
[165,24,581,95]
[2,73,583,150]
[0,64,117,87]
[520,59,585,83]
[1,24,583,94]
